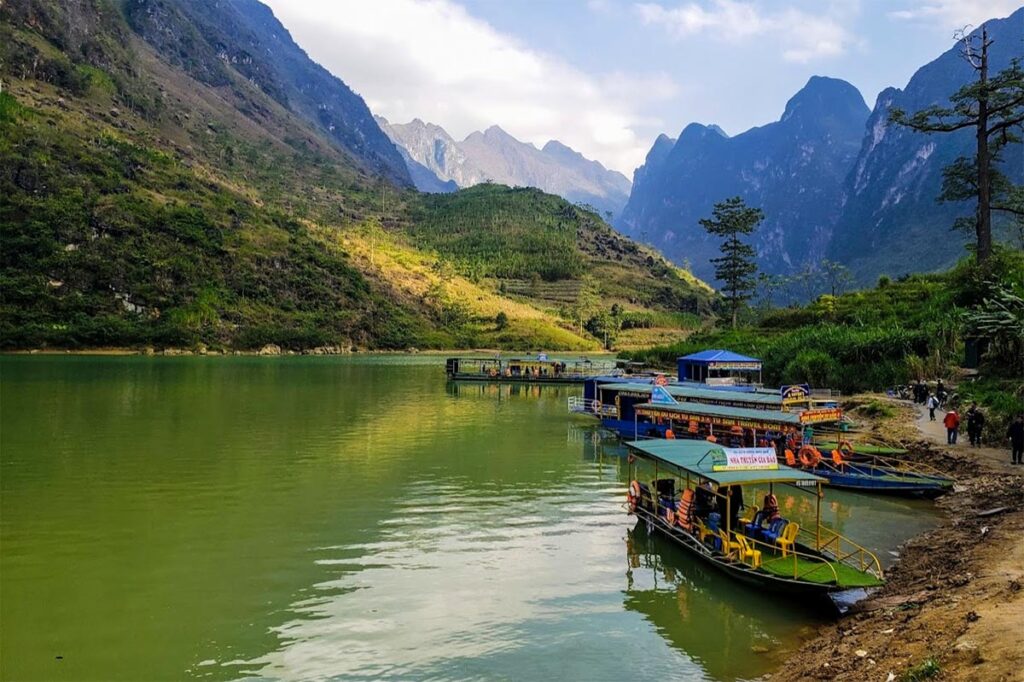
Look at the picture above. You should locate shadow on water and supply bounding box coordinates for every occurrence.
[624,523,831,682]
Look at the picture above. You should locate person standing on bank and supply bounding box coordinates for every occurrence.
[943,408,960,445]
[926,394,939,421]
[1008,414,1024,466]
[966,402,985,447]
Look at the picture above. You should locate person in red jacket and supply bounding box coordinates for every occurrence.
[944,409,961,445]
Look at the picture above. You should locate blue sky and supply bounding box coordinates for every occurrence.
[265,0,1022,175]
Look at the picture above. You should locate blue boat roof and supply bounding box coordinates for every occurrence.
[678,350,761,364]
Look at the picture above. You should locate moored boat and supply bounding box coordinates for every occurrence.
[445,354,618,384]
[625,439,884,602]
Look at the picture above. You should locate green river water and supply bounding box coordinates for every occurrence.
[0,355,941,681]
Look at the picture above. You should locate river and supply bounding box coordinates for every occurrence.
[0,355,941,681]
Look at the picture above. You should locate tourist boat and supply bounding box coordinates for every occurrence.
[445,354,618,384]
[625,439,885,600]
[780,443,953,498]
[583,383,952,498]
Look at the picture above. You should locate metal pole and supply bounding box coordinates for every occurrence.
[816,482,822,550]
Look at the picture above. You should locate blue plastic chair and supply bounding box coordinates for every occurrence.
[762,518,787,544]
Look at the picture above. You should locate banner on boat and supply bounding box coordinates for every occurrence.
[780,384,811,406]
[711,447,779,471]
[799,407,843,424]
[707,361,761,370]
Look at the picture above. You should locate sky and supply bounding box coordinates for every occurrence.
[263,0,1023,176]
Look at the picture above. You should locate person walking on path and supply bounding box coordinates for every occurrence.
[943,409,960,445]
[966,403,986,447]
[1008,414,1024,465]
[927,394,939,421]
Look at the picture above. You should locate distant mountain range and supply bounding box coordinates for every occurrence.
[377,117,632,218]
[620,76,869,280]
[620,7,1024,286]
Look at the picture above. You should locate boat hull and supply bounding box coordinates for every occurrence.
[633,507,845,599]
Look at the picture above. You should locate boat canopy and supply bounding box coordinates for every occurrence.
[597,382,783,407]
[625,439,826,487]
[677,349,762,384]
[635,401,802,425]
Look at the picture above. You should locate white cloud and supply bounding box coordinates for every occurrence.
[886,1,1021,27]
[633,0,854,63]
[262,0,676,175]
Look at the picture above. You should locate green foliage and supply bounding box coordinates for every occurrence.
[624,257,1011,392]
[899,658,940,682]
[699,196,762,327]
[409,185,586,281]
[494,311,509,330]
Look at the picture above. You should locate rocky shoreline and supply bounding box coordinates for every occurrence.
[772,405,1024,682]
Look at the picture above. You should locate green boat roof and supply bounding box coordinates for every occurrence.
[597,382,783,406]
[634,401,803,426]
[624,440,826,486]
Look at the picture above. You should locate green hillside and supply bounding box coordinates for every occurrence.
[0,0,714,352]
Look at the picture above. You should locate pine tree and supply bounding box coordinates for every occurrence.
[890,25,1024,265]
[699,197,762,328]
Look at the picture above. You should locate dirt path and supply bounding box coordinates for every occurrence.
[915,402,1017,473]
[774,397,1024,682]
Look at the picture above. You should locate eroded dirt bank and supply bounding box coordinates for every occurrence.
[772,399,1024,682]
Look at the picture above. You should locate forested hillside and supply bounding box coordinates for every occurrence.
[0,0,713,351]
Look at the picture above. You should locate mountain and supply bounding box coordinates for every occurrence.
[619,76,870,283]
[0,0,710,351]
[378,117,633,217]
[828,8,1024,283]
[123,0,411,186]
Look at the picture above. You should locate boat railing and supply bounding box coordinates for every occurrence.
[799,525,883,577]
[743,534,841,584]
[813,449,949,480]
[567,396,617,417]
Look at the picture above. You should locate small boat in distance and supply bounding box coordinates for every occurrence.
[625,439,884,604]
[446,354,621,384]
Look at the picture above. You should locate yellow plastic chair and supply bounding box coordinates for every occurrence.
[739,505,758,525]
[735,533,762,568]
[695,518,713,544]
[718,529,741,559]
[776,522,800,557]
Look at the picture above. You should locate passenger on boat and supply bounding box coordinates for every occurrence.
[718,485,744,533]
[762,493,781,524]
[694,481,715,520]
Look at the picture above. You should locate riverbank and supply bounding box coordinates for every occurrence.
[774,397,1024,682]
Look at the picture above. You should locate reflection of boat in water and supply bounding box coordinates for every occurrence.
[624,525,825,682]
[626,440,884,604]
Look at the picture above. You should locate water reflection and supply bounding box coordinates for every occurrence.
[624,525,826,682]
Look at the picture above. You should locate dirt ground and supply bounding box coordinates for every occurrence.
[772,397,1024,682]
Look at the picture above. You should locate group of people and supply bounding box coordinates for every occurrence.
[941,401,987,446]
[939,400,1024,466]
[918,379,949,422]
[693,481,746,532]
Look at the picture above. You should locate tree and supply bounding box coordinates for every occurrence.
[699,197,762,328]
[890,25,1024,264]
[821,260,854,297]
[572,276,601,333]
[494,311,509,330]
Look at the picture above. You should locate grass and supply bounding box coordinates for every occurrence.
[900,658,941,681]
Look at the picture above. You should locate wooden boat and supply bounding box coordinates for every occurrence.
[445,355,618,384]
[625,440,884,601]
[603,397,951,499]
[783,445,953,498]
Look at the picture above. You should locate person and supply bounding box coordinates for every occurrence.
[718,485,744,533]
[936,379,946,406]
[694,480,715,519]
[926,393,939,421]
[966,402,985,447]
[1008,414,1024,466]
[762,492,781,524]
[943,408,960,445]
